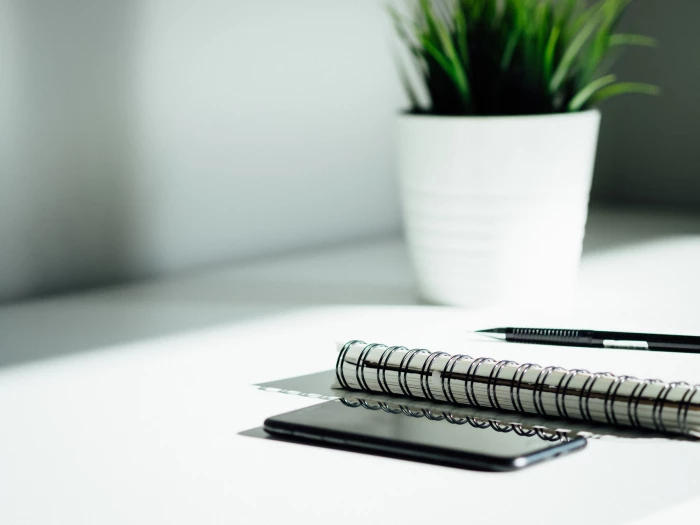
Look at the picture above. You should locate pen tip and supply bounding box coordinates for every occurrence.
[475,328,506,334]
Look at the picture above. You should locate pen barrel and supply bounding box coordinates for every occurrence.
[595,331,700,352]
[510,328,593,346]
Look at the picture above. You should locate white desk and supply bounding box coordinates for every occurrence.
[1,206,699,524]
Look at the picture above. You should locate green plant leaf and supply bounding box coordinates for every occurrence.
[589,82,661,105]
[568,74,617,111]
[501,25,521,71]
[567,1,602,38]
[430,5,470,102]
[543,25,561,84]
[420,36,455,79]
[418,0,441,43]
[578,0,632,88]
[609,33,658,47]
[535,1,551,56]
[388,0,658,116]
[388,6,413,46]
[559,0,580,24]
[392,50,421,111]
[550,4,606,93]
[454,5,469,67]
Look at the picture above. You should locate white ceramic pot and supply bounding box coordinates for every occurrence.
[397,110,601,309]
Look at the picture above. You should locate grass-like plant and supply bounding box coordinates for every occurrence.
[391,0,659,115]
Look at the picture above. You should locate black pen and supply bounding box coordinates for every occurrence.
[475,327,700,354]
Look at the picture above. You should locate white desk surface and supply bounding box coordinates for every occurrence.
[1,206,700,525]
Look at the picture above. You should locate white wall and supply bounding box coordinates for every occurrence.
[0,0,404,303]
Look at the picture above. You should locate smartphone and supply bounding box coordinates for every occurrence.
[263,399,586,471]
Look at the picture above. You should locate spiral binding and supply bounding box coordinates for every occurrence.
[338,397,570,442]
[335,340,700,436]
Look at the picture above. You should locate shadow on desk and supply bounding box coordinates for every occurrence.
[1,206,699,370]
[0,238,417,369]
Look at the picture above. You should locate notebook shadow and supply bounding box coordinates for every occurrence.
[255,370,699,443]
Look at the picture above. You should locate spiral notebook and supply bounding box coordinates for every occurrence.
[334,340,700,436]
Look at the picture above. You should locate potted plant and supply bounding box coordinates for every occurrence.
[391,0,658,308]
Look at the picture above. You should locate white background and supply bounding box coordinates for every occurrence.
[0,0,403,302]
[2,0,699,304]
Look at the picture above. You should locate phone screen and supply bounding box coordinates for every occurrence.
[264,399,586,471]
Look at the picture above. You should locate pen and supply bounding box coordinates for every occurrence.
[475,327,700,354]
